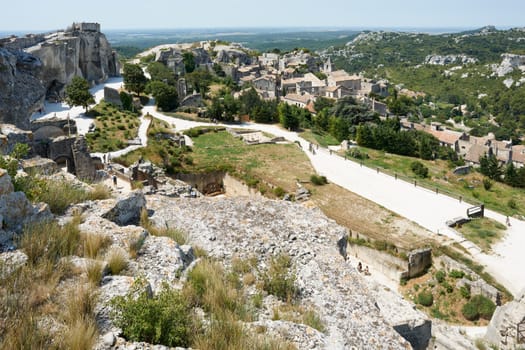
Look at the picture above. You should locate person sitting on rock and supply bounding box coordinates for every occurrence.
[357,262,363,273]
[364,266,370,276]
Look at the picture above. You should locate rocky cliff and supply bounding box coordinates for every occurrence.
[0,23,119,129]
[0,48,46,129]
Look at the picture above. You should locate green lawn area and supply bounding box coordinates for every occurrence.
[456,218,507,253]
[85,101,140,152]
[300,130,340,147]
[345,146,525,217]
[187,129,313,195]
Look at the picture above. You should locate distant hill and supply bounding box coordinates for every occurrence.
[107,29,361,58]
[324,27,525,141]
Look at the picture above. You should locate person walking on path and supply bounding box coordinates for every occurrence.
[112,175,117,187]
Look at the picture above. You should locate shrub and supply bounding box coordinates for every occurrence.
[106,247,129,275]
[482,178,493,191]
[416,290,434,307]
[449,269,465,279]
[261,254,298,302]
[347,147,368,160]
[411,161,429,178]
[462,299,479,321]
[442,281,454,293]
[310,174,328,186]
[273,186,285,198]
[508,199,518,210]
[461,295,496,321]
[435,270,446,283]
[111,279,192,347]
[460,285,471,299]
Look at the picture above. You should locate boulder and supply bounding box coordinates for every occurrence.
[134,236,193,292]
[102,190,146,226]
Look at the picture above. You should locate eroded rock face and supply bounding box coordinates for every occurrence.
[0,48,46,129]
[26,27,119,97]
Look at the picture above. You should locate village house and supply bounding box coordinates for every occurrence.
[252,75,278,99]
[511,145,525,168]
[458,134,512,166]
[258,52,280,68]
[327,70,362,92]
[282,92,314,108]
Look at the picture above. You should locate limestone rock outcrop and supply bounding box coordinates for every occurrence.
[0,48,46,129]
[0,23,119,129]
[0,168,51,246]
[26,23,119,99]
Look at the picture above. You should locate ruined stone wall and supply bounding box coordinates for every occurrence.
[104,86,123,107]
[347,243,406,283]
[71,136,95,181]
[0,34,47,51]
[175,171,225,194]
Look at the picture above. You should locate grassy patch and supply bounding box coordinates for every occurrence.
[300,130,340,147]
[188,130,312,196]
[456,218,507,252]
[114,116,189,174]
[85,100,141,152]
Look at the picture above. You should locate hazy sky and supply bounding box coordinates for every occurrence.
[2,0,524,32]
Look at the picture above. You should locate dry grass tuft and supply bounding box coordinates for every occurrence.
[82,233,111,259]
[85,260,104,286]
[106,247,129,275]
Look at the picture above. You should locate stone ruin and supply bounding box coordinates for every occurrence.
[1,123,97,182]
[485,290,525,348]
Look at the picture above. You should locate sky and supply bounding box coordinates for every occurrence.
[2,0,524,33]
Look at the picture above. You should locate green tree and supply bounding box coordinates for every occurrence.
[65,76,94,112]
[123,63,148,96]
[147,61,176,85]
[314,97,334,113]
[504,162,519,187]
[146,81,179,111]
[183,52,196,73]
[278,103,300,130]
[479,153,502,180]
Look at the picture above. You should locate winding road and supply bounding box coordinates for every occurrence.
[34,77,525,297]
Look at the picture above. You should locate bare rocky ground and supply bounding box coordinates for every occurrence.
[147,195,414,349]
